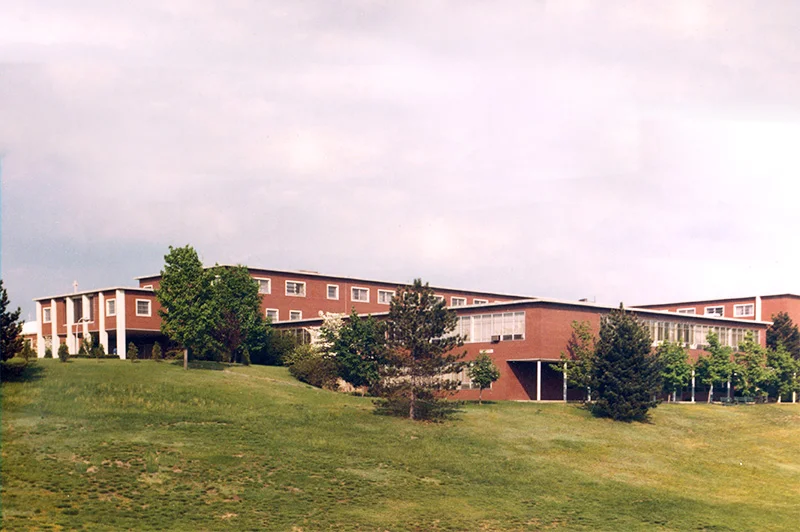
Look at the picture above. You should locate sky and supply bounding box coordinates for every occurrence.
[3,0,800,321]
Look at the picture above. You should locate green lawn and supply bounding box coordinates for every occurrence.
[2,360,799,531]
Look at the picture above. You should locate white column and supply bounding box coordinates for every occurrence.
[755,296,762,321]
[51,299,61,352]
[98,292,108,353]
[562,362,568,403]
[66,297,75,353]
[82,295,91,339]
[116,289,127,359]
[727,378,731,400]
[691,369,696,403]
[536,360,542,402]
[36,301,45,358]
[793,373,797,404]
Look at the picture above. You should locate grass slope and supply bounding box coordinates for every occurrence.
[2,360,800,531]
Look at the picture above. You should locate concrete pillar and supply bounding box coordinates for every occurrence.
[793,373,797,404]
[727,378,731,400]
[755,296,762,321]
[116,289,126,359]
[98,292,109,353]
[36,301,45,358]
[66,296,75,354]
[691,369,696,403]
[562,362,568,403]
[82,295,91,339]
[51,299,61,353]
[536,360,542,402]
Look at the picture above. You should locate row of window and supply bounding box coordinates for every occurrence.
[41,298,152,323]
[643,319,759,350]
[265,309,303,322]
[452,312,526,343]
[254,277,491,306]
[676,303,754,318]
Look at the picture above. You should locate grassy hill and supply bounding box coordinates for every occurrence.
[2,359,799,531]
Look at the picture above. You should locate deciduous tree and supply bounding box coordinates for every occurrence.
[766,344,800,402]
[468,351,500,404]
[733,332,770,399]
[554,320,596,401]
[655,341,692,402]
[321,309,386,390]
[208,265,265,364]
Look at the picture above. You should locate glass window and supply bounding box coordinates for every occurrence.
[351,287,369,302]
[704,306,724,317]
[43,307,52,323]
[734,304,754,317]
[378,290,394,304]
[73,299,83,321]
[451,297,467,307]
[266,309,279,322]
[677,308,696,314]
[136,299,151,317]
[106,299,116,317]
[473,299,488,305]
[289,310,302,321]
[286,281,306,296]
[256,278,271,294]
[434,295,445,303]
[327,285,339,300]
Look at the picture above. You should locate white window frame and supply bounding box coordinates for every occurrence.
[289,310,302,321]
[451,297,467,307]
[351,286,370,303]
[734,304,754,317]
[676,308,696,315]
[377,289,394,305]
[265,308,279,322]
[106,298,117,317]
[135,299,152,317]
[473,299,489,305]
[255,277,271,295]
[704,306,724,317]
[327,284,339,300]
[285,281,306,297]
[43,307,52,323]
[142,284,154,290]
[434,295,445,303]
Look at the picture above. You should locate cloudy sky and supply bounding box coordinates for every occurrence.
[3,0,800,320]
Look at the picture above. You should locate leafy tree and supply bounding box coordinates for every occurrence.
[152,341,162,361]
[695,332,733,403]
[733,333,771,399]
[766,344,800,402]
[378,279,465,420]
[128,342,139,362]
[0,279,23,362]
[251,329,297,366]
[766,312,800,360]
[589,305,661,422]
[321,309,387,390]
[468,351,500,404]
[208,265,265,364]
[156,245,216,368]
[554,320,596,401]
[655,341,692,402]
[57,343,69,363]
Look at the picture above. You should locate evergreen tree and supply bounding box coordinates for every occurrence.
[554,320,596,401]
[655,341,692,402]
[468,351,501,404]
[589,305,661,422]
[20,339,35,362]
[57,343,69,363]
[766,312,800,360]
[152,341,162,362]
[321,309,386,390]
[379,279,465,420]
[128,342,139,361]
[0,279,23,362]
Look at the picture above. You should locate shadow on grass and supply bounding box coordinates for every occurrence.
[0,360,46,383]
[170,360,229,371]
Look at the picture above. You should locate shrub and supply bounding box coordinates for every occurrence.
[0,358,30,381]
[20,339,35,362]
[286,344,338,389]
[93,342,106,359]
[127,342,139,362]
[78,338,89,357]
[44,347,53,359]
[152,342,162,362]
[57,343,69,363]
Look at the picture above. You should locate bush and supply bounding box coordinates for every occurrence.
[286,344,338,389]
[93,342,106,359]
[57,343,69,363]
[44,347,53,359]
[152,342,162,362]
[373,391,462,421]
[1,358,31,381]
[20,339,35,362]
[127,342,139,362]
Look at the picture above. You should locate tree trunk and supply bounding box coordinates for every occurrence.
[479,388,483,405]
[409,384,415,420]
[707,383,713,403]
[673,389,678,403]
[777,394,782,404]
[184,348,188,371]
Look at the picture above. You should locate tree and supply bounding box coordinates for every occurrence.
[20,339,35,362]
[152,341,162,362]
[655,341,692,402]
[589,305,661,422]
[208,265,265,364]
[156,245,216,369]
[695,332,733,403]
[766,312,800,360]
[0,279,23,362]
[127,342,139,361]
[554,320,596,402]
[321,309,387,390]
[57,343,69,363]
[733,332,770,399]
[468,351,500,404]
[379,279,465,420]
[766,344,800,402]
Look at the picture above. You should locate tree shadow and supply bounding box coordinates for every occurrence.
[0,361,46,383]
[170,360,228,371]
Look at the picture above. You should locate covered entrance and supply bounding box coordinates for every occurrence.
[507,358,566,401]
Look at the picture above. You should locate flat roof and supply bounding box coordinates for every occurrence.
[636,293,800,308]
[33,286,154,302]
[135,265,533,299]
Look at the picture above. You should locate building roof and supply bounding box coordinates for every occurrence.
[33,286,154,302]
[636,293,800,308]
[135,265,533,299]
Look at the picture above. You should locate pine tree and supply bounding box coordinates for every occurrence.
[0,279,23,362]
[152,341,162,362]
[766,312,800,360]
[378,279,465,420]
[589,305,661,422]
[128,342,139,362]
[57,343,69,363]
[468,351,500,404]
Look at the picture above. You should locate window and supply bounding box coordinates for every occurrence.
[451,297,467,307]
[256,278,271,294]
[351,287,369,302]
[286,281,306,296]
[327,284,339,300]
[289,310,302,321]
[455,311,525,343]
[734,304,754,317]
[704,306,724,317]
[142,284,154,290]
[43,307,52,323]
[473,299,489,305]
[434,295,445,303]
[378,289,394,305]
[136,299,152,317]
[106,299,116,317]
[676,308,696,315]
[86,296,95,322]
[265,309,279,322]
[73,299,83,321]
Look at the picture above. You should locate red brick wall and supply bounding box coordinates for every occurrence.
[125,293,162,331]
[761,296,800,326]
[638,298,757,320]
